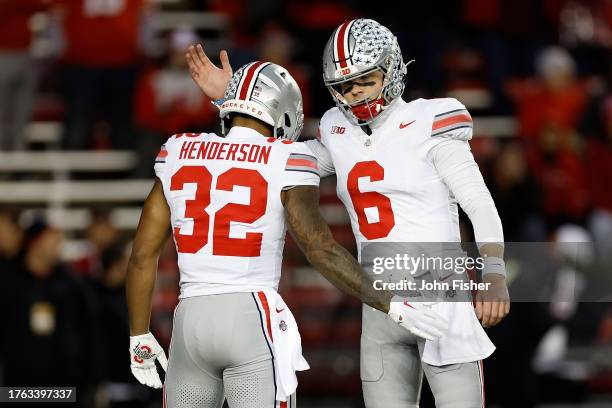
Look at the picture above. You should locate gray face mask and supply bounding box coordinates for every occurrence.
[322,19,408,126]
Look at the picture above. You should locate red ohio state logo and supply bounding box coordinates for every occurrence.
[331,126,345,134]
[133,344,152,364]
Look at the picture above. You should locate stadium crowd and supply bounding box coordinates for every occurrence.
[0,0,611,407]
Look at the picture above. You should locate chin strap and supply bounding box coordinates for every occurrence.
[350,92,386,121]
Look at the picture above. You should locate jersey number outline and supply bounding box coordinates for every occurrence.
[346,161,395,240]
[170,166,268,256]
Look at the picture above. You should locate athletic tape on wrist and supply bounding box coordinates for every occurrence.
[482,256,506,277]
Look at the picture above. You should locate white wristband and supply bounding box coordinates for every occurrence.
[482,256,506,277]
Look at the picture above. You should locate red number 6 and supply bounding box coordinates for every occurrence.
[347,161,395,240]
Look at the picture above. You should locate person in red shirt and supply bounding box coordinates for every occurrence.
[528,135,590,224]
[133,28,217,177]
[55,0,152,150]
[509,46,588,141]
[585,96,612,262]
[0,0,51,150]
[585,97,612,213]
[257,21,312,117]
[507,46,591,225]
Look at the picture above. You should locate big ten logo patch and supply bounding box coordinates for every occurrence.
[331,126,346,134]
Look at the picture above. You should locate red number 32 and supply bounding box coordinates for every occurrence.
[170,166,268,256]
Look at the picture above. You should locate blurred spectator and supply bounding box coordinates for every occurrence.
[559,0,612,76]
[286,0,357,31]
[72,208,120,278]
[258,21,312,116]
[461,0,560,79]
[0,218,102,406]
[87,208,120,253]
[55,0,153,150]
[95,242,150,407]
[488,142,546,241]
[485,256,557,407]
[528,125,591,226]
[509,46,588,140]
[585,96,612,261]
[0,210,24,269]
[533,225,608,403]
[285,0,360,117]
[507,47,591,226]
[134,27,217,177]
[206,0,254,48]
[0,0,50,150]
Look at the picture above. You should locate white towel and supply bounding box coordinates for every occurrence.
[422,301,495,366]
[253,290,310,401]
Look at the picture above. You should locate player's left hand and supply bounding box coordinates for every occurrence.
[129,332,168,389]
[475,274,510,328]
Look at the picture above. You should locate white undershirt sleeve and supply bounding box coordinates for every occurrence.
[428,139,504,247]
[305,139,336,178]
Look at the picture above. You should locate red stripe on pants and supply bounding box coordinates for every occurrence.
[257,291,274,342]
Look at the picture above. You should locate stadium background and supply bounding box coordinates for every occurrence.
[0,0,611,407]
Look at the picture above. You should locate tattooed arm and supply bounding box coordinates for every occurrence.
[282,185,393,313]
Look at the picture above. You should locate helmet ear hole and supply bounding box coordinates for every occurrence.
[284,113,291,127]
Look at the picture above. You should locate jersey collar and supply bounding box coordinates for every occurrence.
[226,126,269,140]
[368,98,406,132]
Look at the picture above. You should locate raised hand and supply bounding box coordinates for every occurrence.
[186,44,232,100]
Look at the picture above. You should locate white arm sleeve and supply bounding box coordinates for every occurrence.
[429,140,504,247]
[305,139,336,178]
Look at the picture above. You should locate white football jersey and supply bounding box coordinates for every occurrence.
[315,97,474,251]
[310,97,496,365]
[155,126,319,298]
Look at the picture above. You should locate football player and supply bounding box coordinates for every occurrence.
[187,17,510,408]
[126,61,449,408]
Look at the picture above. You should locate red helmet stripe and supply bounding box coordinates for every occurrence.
[336,22,350,68]
[238,61,265,100]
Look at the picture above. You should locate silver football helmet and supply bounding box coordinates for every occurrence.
[322,19,408,125]
[220,61,304,141]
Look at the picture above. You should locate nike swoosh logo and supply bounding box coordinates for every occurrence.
[276,308,285,313]
[399,120,416,129]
